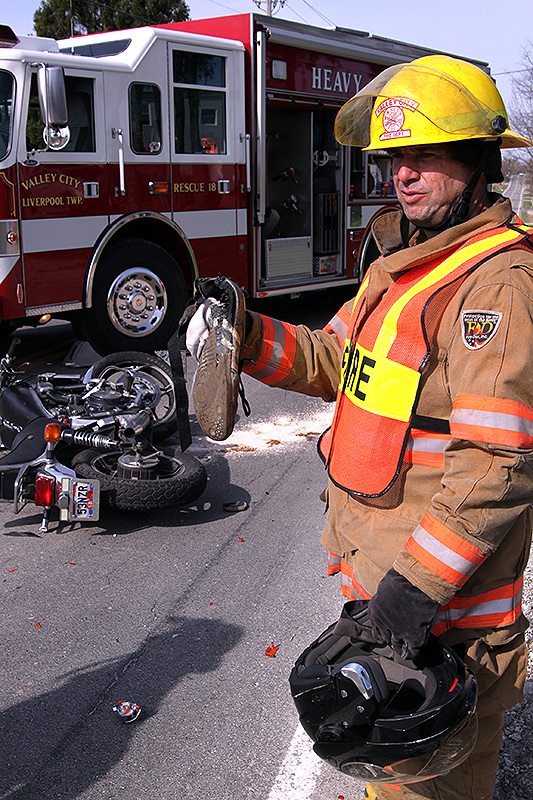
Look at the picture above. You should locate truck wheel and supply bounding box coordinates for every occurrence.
[83,238,187,355]
[71,447,207,510]
[358,206,399,280]
[358,229,380,280]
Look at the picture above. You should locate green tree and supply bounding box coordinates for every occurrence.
[34,0,190,39]
[507,42,533,189]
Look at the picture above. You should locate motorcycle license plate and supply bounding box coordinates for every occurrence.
[68,478,100,521]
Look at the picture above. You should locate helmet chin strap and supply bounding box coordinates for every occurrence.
[406,149,490,236]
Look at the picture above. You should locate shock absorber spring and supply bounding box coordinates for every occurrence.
[67,431,117,449]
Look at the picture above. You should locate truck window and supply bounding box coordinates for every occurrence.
[26,74,95,153]
[0,70,14,161]
[129,82,162,154]
[172,50,227,155]
[59,39,131,57]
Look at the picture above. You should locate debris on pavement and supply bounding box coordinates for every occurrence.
[112,700,141,723]
[223,500,248,513]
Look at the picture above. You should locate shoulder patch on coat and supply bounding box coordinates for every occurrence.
[461,310,503,350]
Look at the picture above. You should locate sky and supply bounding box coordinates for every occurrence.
[4,0,532,120]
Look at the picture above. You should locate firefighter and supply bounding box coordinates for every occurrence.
[187,55,533,800]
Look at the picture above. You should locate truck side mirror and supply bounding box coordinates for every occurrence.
[37,65,70,150]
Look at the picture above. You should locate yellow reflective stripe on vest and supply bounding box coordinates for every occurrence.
[375,227,528,359]
[321,223,533,497]
[355,272,370,305]
[340,340,420,422]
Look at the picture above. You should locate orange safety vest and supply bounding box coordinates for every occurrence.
[319,223,533,497]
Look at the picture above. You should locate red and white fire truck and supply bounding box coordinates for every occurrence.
[0,14,489,354]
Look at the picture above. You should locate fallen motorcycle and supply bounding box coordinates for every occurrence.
[0,339,207,531]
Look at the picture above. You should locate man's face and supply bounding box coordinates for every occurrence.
[389,144,473,230]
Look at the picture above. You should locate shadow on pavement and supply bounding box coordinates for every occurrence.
[1,615,244,800]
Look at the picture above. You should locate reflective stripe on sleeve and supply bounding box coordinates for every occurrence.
[243,315,297,385]
[450,394,533,448]
[405,512,488,588]
[324,304,351,346]
[327,550,342,575]
[331,557,523,633]
[403,430,449,468]
[327,555,373,600]
[432,577,523,635]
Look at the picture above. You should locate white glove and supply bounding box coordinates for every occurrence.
[186,299,219,361]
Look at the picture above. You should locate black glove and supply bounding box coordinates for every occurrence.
[367,568,440,662]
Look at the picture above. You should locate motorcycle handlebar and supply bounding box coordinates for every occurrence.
[6,337,21,360]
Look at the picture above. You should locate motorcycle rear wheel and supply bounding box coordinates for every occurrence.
[71,447,207,510]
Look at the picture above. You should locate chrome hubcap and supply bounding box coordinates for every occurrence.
[107,268,167,337]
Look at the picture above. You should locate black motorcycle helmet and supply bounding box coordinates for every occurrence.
[289,600,478,785]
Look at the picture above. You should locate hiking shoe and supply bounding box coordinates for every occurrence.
[191,277,247,440]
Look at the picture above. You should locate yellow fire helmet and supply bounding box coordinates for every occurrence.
[335,54,533,151]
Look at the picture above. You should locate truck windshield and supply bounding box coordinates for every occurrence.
[0,70,14,161]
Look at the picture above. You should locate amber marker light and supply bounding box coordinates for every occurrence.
[44,423,62,443]
[148,181,168,194]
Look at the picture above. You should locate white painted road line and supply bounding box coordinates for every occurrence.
[267,724,322,800]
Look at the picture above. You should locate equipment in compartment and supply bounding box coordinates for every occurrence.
[314,192,340,255]
[265,237,312,280]
[313,254,338,276]
[262,106,342,284]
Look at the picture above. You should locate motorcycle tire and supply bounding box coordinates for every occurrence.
[71,447,207,511]
[89,351,178,442]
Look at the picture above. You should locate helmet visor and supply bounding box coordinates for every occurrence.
[335,62,505,147]
[339,713,478,785]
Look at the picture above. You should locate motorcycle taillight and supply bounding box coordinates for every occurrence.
[35,474,55,507]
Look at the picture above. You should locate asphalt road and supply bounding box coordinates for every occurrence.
[506,172,526,215]
[0,287,368,800]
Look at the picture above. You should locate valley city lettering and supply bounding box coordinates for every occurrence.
[21,172,83,207]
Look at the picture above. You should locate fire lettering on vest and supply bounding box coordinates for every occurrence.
[342,342,376,401]
[341,340,420,422]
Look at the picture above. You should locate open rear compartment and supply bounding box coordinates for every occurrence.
[260,104,344,290]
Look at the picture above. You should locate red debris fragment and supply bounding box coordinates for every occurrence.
[265,642,280,658]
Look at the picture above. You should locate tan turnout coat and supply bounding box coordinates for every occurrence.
[242,196,533,655]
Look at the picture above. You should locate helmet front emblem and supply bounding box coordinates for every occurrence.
[374,97,419,142]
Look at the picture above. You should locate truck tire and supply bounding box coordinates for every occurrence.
[90,351,177,441]
[71,447,207,510]
[358,229,380,279]
[358,206,399,280]
[83,238,187,355]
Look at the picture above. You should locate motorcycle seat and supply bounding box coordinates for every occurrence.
[0,417,51,467]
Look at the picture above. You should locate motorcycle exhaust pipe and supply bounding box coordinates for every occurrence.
[117,410,152,438]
